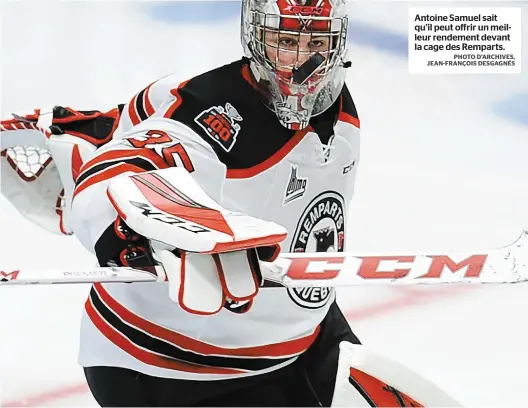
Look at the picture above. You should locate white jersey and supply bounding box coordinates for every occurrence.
[71,58,361,380]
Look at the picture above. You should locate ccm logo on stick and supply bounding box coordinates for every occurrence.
[0,270,19,281]
[282,254,488,280]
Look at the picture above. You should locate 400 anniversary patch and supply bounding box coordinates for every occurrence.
[287,191,345,309]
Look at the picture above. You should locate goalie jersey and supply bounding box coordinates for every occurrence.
[71,58,361,381]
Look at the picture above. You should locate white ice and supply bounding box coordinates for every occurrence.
[1,1,527,407]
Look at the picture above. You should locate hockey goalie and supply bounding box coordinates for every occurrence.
[0,0,462,406]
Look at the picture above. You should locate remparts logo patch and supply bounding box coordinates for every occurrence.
[288,287,333,309]
[290,191,345,253]
[287,191,345,309]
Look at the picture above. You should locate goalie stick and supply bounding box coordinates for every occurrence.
[2,228,527,287]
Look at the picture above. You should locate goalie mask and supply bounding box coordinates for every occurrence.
[241,0,350,129]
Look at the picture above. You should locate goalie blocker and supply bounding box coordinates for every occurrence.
[100,166,287,315]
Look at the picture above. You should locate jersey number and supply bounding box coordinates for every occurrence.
[129,130,194,173]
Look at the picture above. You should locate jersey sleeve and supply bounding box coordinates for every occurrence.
[69,112,227,257]
[112,73,184,139]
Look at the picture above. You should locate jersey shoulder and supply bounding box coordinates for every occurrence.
[115,72,186,135]
[338,84,360,130]
[160,59,296,171]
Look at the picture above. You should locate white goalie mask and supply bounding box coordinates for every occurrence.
[241,0,350,129]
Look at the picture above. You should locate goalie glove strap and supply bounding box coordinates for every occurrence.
[95,217,156,268]
[49,105,123,146]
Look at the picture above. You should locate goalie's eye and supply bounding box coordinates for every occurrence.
[278,37,297,49]
[307,38,329,49]
[276,35,330,52]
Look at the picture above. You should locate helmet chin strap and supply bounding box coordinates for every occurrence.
[292,52,351,85]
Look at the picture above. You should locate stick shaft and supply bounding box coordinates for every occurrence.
[2,229,527,287]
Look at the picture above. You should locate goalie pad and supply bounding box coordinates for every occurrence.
[332,341,463,407]
[106,167,287,315]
